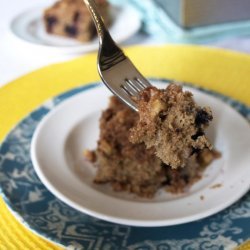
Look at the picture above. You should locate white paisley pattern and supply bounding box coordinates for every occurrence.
[0,81,249,250]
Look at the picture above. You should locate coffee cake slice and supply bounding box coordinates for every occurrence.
[85,95,219,197]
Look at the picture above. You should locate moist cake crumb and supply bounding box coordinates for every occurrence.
[83,149,96,163]
[210,183,222,189]
[130,84,213,169]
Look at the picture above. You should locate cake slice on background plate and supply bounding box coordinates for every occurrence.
[43,0,111,42]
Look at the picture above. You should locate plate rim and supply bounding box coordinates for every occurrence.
[0,83,98,248]
[30,80,250,227]
[0,80,249,246]
[9,3,141,53]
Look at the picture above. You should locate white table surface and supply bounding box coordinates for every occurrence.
[1,0,250,88]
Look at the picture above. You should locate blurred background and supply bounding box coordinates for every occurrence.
[1,0,250,85]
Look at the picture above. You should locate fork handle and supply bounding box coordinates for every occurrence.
[83,0,119,48]
[83,0,126,69]
[83,0,108,43]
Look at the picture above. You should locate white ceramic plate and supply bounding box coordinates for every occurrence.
[31,81,250,227]
[10,3,141,53]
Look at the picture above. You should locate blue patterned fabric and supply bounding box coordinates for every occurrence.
[110,0,250,44]
[0,81,249,249]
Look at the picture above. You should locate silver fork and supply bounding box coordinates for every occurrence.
[83,0,152,111]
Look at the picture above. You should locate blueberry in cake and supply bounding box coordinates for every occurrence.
[43,0,110,42]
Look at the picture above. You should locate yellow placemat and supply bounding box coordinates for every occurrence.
[0,45,249,249]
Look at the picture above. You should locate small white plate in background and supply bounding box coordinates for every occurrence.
[10,3,141,53]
